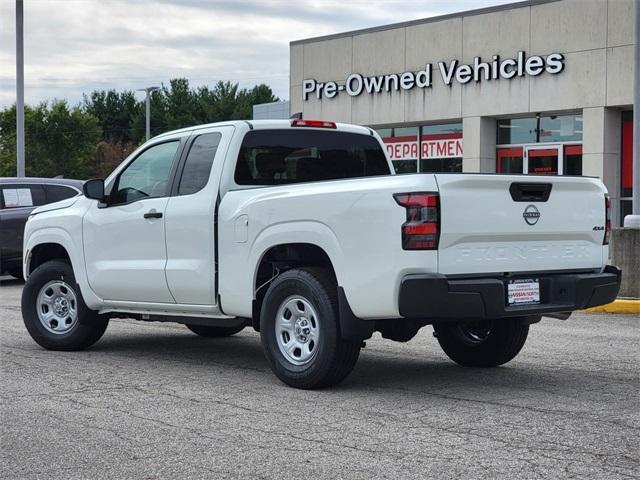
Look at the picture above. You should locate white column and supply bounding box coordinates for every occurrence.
[462,116,496,173]
[626,0,640,227]
[582,107,622,225]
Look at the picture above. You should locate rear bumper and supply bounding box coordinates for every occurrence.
[399,265,621,320]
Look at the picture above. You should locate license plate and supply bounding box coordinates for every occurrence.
[507,279,540,305]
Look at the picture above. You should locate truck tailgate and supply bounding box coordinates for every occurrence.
[435,174,607,275]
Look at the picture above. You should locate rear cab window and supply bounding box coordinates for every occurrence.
[234,129,390,185]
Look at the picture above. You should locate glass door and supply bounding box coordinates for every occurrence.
[497,147,524,174]
[525,145,562,175]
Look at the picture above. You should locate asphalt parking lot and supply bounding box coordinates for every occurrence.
[1,277,638,479]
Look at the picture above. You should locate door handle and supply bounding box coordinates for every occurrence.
[143,210,163,219]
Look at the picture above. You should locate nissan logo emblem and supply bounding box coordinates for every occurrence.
[523,205,541,225]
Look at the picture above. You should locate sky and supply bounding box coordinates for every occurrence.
[0,0,514,108]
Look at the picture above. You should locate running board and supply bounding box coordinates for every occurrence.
[106,311,250,328]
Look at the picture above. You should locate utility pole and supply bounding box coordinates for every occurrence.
[16,0,25,177]
[137,86,159,141]
[625,0,640,227]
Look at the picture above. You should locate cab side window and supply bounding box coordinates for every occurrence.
[177,133,222,195]
[112,141,180,204]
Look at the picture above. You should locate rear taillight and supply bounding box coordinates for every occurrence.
[291,119,337,129]
[393,193,440,250]
[604,194,611,245]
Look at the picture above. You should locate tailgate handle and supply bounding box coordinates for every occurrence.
[509,183,552,202]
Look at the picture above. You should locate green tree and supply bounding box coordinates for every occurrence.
[129,79,279,143]
[163,78,199,131]
[0,101,101,179]
[1,78,280,179]
[83,89,138,143]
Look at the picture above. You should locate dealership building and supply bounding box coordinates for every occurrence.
[288,0,635,225]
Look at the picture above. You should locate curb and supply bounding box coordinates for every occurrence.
[583,299,640,314]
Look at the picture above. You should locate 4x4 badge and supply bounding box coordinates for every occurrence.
[523,205,540,225]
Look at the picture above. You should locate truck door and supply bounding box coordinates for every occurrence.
[83,139,183,303]
[164,126,234,305]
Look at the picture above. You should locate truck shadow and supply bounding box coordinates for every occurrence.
[93,326,598,395]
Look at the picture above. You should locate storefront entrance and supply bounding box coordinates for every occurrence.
[525,145,561,175]
[496,113,583,177]
[497,144,582,176]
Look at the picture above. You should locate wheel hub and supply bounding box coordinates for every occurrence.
[294,318,312,342]
[53,297,69,317]
[36,280,78,335]
[275,296,320,366]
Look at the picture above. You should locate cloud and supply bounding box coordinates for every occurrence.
[0,0,512,107]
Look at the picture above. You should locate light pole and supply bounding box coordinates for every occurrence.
[16,0,25,177]
[137,86,159,141]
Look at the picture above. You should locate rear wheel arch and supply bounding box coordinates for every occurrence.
[253,243,339,329]
[259,266,361,388]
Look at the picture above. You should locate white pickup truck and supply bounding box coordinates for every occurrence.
[21,119,621,389]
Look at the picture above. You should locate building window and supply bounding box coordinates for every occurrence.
[497,118,537,144]
[376,126,419,174]
[420,123,463,173]
[621,111,633,224]
[539,115,583,142]
[497,114,582,145]
[496,147,524,174]
[563,144,583,176]
[376,122,463,174]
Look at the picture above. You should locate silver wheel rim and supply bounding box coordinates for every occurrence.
[275,295,320,366]
[36,280,78,335]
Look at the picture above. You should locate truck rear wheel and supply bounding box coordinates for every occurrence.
[260,268,361,389]
[21,260,108,351]
[186,324,245,337]
[433,319,529,367]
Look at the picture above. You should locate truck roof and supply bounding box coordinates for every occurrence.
[153,119,374,140]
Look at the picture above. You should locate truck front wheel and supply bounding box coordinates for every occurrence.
[260,268,361,389]
[21,260,108,351]
[433,319,529,367]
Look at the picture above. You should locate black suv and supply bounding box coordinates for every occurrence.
[0,177,84,279]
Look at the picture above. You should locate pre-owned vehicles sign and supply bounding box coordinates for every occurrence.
[302,51,565,100]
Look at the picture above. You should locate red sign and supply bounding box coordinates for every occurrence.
[385,140,419,160]
[622,116,633,190]
[383,134,463,161]
[421,138,463,159]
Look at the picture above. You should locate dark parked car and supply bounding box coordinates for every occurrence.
[0,177,84,279]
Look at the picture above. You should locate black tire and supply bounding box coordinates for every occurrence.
[21,260,108,351]
[260,268,361,389]
[433,319,529,367]
[186,323,245,337]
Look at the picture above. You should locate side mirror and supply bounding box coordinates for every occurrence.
[83,178,105,201]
